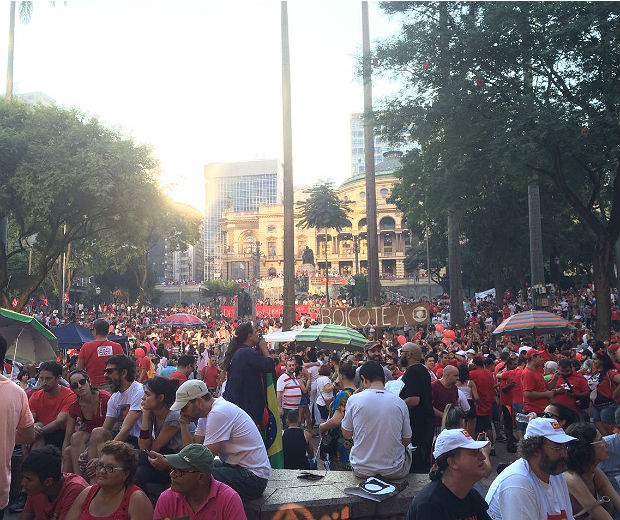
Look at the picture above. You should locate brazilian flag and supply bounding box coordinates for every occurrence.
[262,371,284,468]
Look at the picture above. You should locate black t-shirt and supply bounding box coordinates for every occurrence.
[283,427,310,470]
[400,363,434,425]
[406,479,491,520]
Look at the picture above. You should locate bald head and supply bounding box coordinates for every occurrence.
[441,365,459,386]
[402,342,422,362]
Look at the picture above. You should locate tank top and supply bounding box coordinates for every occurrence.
[458,380,473,400]
[283,428,309,470]
[79,484,141,520]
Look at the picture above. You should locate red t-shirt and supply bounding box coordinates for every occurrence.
[137,356,151,383]
[503,368,524,405]
[78,340,124,386]
[201,366,219,388]
[275,363,286,378]
[521,366,549,413]
[24,473,88,520]
[169,371,188,384]
[431,380,459,426]
[594,369,620,400]
[68,390,111,433]
[28,386,76,427]
[469,368,495,416]
[553,372,589,412]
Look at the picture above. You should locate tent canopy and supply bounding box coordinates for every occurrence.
[52,323,94,349]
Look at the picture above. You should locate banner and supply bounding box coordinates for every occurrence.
[475,288,496,300]
[255,304,311,318]
[220,305,235,318]
[319,304,429,328]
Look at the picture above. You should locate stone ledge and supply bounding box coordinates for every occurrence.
[244,469,428,520]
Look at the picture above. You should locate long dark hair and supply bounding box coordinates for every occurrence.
[222,322,254,371]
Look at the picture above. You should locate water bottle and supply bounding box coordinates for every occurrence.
[516,412,536,424]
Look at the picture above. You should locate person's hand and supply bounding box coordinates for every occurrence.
[85,457,98,480]
[148,451,172,471]
[179,413,191,426]
[33,423,44,438]
[554,386,566,395]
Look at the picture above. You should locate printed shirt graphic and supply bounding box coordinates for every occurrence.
[106,381,143,437]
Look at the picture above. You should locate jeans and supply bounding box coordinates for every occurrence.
[212,460,268,501]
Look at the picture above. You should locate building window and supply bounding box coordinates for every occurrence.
[267,225,276,232]
[242,236,256,254]
[379,216,396,231]
[380,188,389,197]
[268,241,276,257]
[360,191,366,198]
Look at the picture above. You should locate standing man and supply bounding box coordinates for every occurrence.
[431,365,459,429]
[149,380,271,501]
[0,335,34,520]
[522,349,563,416]
[77,319,124,391]
[28,361,76,450]
[353,342,392,388]
[485,418,577,520]
[469,356,497,455]
[169,355,195,385]
[276,359,302,426]
[200,356,220,395]
[400,343,434,473]
[342,361,412,479]
[551,359,590,415]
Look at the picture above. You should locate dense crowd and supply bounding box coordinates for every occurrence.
[1,286,619,520]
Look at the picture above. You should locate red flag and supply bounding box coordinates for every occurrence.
[64,292,69,303]
[42,296,49,307]
[11,298,18,308]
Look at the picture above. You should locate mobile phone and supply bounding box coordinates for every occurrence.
[477,432,488,441]
[297,472,324,481]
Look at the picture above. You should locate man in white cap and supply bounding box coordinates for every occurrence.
[147,380,270,501]
[485,418,577,520]
[406,428,491,519]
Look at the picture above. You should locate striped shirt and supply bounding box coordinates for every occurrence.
[276,373,302,410]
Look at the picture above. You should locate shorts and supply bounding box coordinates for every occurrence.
[317,404,329,421]
[491,401,500,422]
[299,396,309,407]
[513,403,526,432]
[592,404,619,425]
[475,415,492,433]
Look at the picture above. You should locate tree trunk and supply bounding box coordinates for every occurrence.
[5,2,15,100]
[135,252,148,309]
[324,228,329,305]
[593,234,612,341]
[448,214,464,327]
[493,263,505,310]
[528,182,545,292]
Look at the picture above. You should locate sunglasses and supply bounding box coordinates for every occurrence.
[104,367,118,375]
[70,378,88,390]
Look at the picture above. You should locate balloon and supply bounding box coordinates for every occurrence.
[442,338,450,346]
[134,347,145,358]
[422,62,429,70]
[444,329,456,339]
[398,335,406,345]
[435,324,445,333]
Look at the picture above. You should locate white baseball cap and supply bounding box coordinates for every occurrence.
[170,380,209,411]
[455,350,467,356]
[518,346,533,355]
[466,349,476,354]
[524,418,576,443]
[433,428,490,459]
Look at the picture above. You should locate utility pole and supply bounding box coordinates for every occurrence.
[361,1,380,304]
[281,1,296,330]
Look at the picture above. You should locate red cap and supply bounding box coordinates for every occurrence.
[526,349,541,360]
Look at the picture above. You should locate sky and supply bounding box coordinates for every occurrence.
[0,1,404,213]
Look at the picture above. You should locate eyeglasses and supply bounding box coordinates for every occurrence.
[104,368,118,375]
[543,412,560,420]
[70,378,88,390]
[544,441,568,452]
[170,468,202,476]
[96,462,127,473]
[591,439,608,447]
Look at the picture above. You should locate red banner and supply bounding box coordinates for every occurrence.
[220,305,236,318]
[255,304,311,318]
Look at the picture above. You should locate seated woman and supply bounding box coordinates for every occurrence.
[65,440,153,520]
[565,422,620,520]
[543,402,581,430]
[135,376,194,490]
[62,369,111,474]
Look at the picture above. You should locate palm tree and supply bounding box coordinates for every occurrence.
[6,1,33,100]
[296,181,352,305]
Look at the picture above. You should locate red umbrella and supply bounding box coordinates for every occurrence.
[160,313,205,326]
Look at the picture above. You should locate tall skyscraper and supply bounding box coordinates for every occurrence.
[350,113,415,176]
[203,159,283,279]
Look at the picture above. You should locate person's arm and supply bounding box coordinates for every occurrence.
[15,424,35,445]
[205,441,222,457]
[341,426,353,440]
[304,429,314,458]
[565,471,614,520]
[593,467,620,515]
[62,414,77,452]
[432,406,444,419]
[63,486,90,520]
[40,411,69,435]
[318,409,343,433]
[546,372,561,390]
[76,358,85,371]
[523,388,557,400]
[404,396,420,408]
[114,410,141,441]
[277,391,284,416]
[612,374,620,400]
[128,488,154,520]
[401,436,412,447]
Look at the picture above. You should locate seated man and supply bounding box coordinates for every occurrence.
[153,444,245,520]
[282,409,315,470]
[19,446,88,520]
[341,361,412,479]
[148,380,271,501]
[28,361,76,450]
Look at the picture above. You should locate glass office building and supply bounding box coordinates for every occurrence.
[204,159,282,279]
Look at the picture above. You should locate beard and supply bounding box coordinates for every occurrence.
[539,451,567,476]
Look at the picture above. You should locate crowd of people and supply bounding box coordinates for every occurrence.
[0,285,619,520]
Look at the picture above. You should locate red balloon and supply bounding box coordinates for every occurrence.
[134,347,145,358]
[398,335,406,345]
[435,324,445,333]
[444,329,456,339]
[423,62,429,70]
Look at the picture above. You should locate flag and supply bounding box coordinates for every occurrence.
[64,292,69,303]
[262,372,284,469]
[11,298,18,308]
[42,295,49,307]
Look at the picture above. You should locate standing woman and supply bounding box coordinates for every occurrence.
[455,363,478,434]
[222,322,275,427]
[590,351,620,436]
[318,362,356,471]
[64,440,153,520]
[62,370,111,474]
[294,355,312,432]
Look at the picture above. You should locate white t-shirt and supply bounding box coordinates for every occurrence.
[196,398,271,480]
[106,380,144,438]
[485,458,574,520]
[307,365,319,388]
[315,375,332,407]
[276,373,302,410]
[341,388,412,477]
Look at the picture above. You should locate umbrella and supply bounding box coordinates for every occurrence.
[263,329,303,343]
[52,323,94,350]
[160,313,205,326]
[493,310,576,336]
[0,308,58,364]
[294,324,368,350]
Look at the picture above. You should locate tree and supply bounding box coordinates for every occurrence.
[296,181,352,304]
[376,2,619,338]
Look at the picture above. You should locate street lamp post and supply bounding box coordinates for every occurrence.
[95,286,101,318]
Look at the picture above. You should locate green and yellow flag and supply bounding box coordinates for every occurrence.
[262,371,284,468]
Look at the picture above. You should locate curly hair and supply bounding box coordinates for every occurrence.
[99,441,138,486]
[565,422,597,473]
[518,436,545,459]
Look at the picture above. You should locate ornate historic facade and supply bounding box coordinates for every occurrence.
[219,153,413,281]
